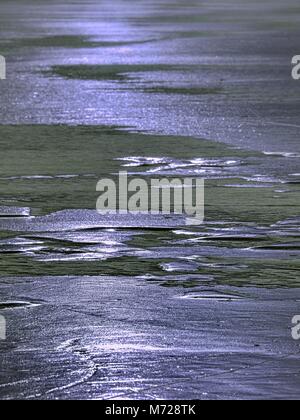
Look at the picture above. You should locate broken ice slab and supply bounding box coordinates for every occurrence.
[0,301,42,310]
[0,209,187,232]
[26,229,143,245]
[0,206,31,217]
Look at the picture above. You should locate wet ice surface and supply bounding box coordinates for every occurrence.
[1,0,300,153]
[0,209,186,232]
[0,0,300,400]
[0,207,31,217]
[0,276,300,400]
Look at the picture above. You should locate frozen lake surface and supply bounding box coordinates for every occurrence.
[0,0,299,400]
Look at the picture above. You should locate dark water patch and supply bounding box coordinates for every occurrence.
[160,279,211,289]
[254,242,300,251]
[0,253,164,278]
[143,86,222,95]
[14,35,104,49]
[0,242,299,288]
[49,64,184,82]
[165,30,217,40]
[0,125,251,185]
[12,35,166,49]
[0,247,45,255]
[133,13,213,25]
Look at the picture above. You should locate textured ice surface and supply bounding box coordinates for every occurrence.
[0,0,300,401]
[0,209,186,232]
[0,207,31,217]
[0,276,299,400]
